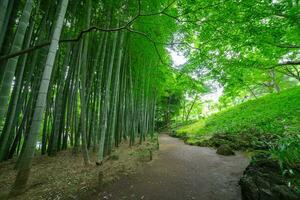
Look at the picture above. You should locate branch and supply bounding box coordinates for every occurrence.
[177,0,229,17]
[277,60,300,66]
[1,0,227,62]
[0,0,177,62]
[275,44,300,49]
[275,66,300,81]
[138,0,141,15]
[126,27,167,65]
[263,60,300,70]
[0,26,128,61]
[139,0,176,17]
[0,42,50,61]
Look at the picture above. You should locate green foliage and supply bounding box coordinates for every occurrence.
[270,134,300,169]
[156,87,183,127]
[155,71,206,128]
[270,134,300,192]
[176,0,300,99]
[176,120,204,135]
[203,87,300,136]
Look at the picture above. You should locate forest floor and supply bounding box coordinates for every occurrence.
[86,134,249,200]
[0,139,157,200]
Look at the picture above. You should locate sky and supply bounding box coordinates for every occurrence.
[168,48,223,104]
[168,48,187,67]
[201,81,223,103]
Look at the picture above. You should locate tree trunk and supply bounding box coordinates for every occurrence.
[97,24,119,163]
[10,0,68,195]
[0,0,34,133]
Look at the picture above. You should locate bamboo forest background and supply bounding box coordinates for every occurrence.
[0,0,180,194]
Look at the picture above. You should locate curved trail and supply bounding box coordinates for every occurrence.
[98,134,249,200]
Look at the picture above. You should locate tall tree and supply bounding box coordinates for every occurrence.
[10,0,69,194]
[0,0,34,132]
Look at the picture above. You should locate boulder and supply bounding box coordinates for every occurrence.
[240,157,300,200]
[216,144,235,156]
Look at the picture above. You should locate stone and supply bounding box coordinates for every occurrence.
[216,144,235,156]
[240,158,300,200]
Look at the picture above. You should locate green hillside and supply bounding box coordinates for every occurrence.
[175,86,300,140]
[172,87,300,189]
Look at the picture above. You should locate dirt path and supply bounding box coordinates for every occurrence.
[96,134,249,200]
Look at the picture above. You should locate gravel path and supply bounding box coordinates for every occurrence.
[97,134,249,200]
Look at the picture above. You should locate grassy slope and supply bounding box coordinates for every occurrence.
[173,87,300,188]
[175,86,300,143]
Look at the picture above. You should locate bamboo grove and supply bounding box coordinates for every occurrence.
[0,0,176,194]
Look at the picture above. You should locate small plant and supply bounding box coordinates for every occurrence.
[270,134,300,190]
[270,134,300,170]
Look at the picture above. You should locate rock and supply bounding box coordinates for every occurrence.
[170,130,177,137]
[216,144,235,156]
[272,185,300,200]
[240,175,260,200]
[195,139,211,147]
[240,158,300,200]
